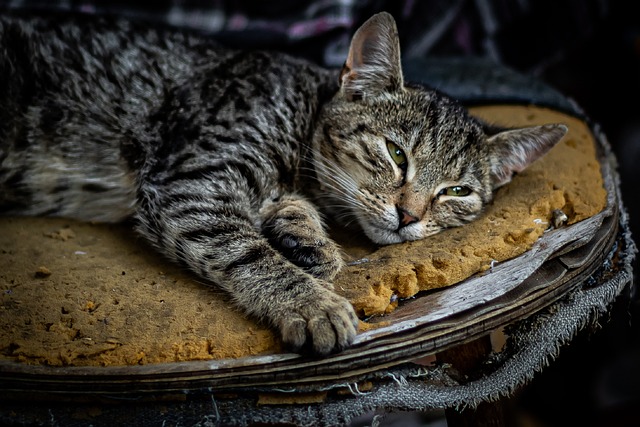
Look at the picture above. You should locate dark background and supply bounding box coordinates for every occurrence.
[508,2,640,427]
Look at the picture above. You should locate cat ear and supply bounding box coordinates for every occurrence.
[487,124,568,188]
[339,12,404,100]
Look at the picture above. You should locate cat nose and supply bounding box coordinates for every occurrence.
[396,206,419,228]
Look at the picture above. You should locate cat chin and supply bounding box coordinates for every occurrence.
[360,222,438,245]
[357,221,401,245]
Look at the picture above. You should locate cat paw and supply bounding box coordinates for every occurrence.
[262,198,344,280]
[277,285,358,356]
[268,232,343,281]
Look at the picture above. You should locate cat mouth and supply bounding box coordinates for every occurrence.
[369,229,404,245]
[361,220,442,245]
[360,222,419,245]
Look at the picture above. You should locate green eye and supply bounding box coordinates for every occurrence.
[386,141,407,170]
[442,186,471,197]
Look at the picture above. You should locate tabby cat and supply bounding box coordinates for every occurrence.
[0,12,567,355]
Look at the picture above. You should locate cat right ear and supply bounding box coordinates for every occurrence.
[339,12,404,101]
[487,123,568,188]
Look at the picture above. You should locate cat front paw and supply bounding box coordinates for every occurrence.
[267,232,344,281]
[262,198,344,281]
[277,284,358,355]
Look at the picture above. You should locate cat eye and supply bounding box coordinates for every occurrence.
[386,140,407,171]
[440,186,471,197]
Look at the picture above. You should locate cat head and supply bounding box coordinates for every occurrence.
[311,12,567,245]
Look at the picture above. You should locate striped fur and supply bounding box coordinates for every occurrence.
[0,12,567,355]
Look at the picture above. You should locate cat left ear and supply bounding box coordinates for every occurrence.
[339,12,404,101]
[487,124,568,188]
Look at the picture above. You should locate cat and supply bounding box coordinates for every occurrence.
[0,11,567,355]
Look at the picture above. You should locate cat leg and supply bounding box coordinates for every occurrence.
[261,194,344,281]
[134,186,358,355]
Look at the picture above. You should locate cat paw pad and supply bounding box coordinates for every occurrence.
[268,232,343,280]
[261,200,344,280]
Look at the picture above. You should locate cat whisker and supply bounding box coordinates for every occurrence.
[311,196,361,228]
[308,157,363,203]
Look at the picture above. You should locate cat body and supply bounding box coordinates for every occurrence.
[0,12,567,355]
